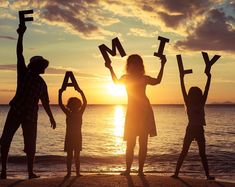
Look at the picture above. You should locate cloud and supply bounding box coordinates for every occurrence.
[176,9,235,52]
[40,1,118,39]
[0,89,15,93]
[128,28,158,37]
[0,64,104,79]
[1,0,234,50]
[0,64,16,71]
[0,12,16,19]
[0,0,9,8]
[0,35,17,40]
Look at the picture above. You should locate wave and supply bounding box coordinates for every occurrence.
[7,151,235,165]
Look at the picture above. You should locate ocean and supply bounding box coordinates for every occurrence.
[0,105,234,180]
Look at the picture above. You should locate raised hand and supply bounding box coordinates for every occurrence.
[105,62,112,70]
[50,117,56,129]
[17,24,26,35]
[160,55,167,66]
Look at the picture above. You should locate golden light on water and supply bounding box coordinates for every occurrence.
[113,105,125,154]
[107,83,126,97]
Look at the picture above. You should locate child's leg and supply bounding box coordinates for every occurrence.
[197,136,214,179]
[66,150,73,176]
[174,133,193,176]
[74,150,81,176]
[138,134,148,175]
[122,137,136,175]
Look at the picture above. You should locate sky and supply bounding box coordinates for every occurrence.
[0,0,234,104]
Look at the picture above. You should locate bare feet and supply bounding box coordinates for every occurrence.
[28,173,40,179]
[65,172,71,178]
[0,171,6,179]
[171,174,179,179]
[138,171,146,176]
[76,173,83,177]
[207,176,215,180]
[120,170,130,176]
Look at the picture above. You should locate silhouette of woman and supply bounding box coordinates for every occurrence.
[106,54,166,175]
[172,70,215,180]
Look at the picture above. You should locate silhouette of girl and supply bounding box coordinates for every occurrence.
[106,54,166,175]
[59,88,87,177]
[172,70,215,180]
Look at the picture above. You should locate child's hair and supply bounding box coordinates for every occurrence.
[67,97,82,110]
[188,87,203,106]
[126,54,145,75]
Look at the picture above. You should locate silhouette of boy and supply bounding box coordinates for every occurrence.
[0,24,56,179]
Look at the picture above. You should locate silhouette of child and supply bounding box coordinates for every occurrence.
[59,88,87,177]
[105,54,166,176]
[172,70,215,180]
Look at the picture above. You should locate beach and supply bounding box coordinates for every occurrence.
[0,174,234,187]
[0,105,235,181]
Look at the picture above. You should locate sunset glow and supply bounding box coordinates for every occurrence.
[113,105,125,154]
[0,1,234,104]
[107,83,126,97]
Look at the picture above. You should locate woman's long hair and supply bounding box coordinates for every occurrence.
[126,54,145,76]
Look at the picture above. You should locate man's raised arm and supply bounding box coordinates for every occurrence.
[16,24,27,79]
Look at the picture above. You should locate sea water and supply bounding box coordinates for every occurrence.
[0,105,234,180]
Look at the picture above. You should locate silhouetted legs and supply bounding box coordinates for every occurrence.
[173,130,214,180]
[22,121,39,179]
[66,150,73,177]
[197,139,214,180]
[74,150,81,176]
[0,109,21,179]
[66,150,82,177]
[174,133,193,177]
[138,134,148,175]
[124,137,136,175]
[122,134,148,175]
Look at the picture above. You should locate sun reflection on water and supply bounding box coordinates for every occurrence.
[113,105,125,154]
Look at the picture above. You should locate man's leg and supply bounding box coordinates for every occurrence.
[22,121,39,179]
[0,108,21,179]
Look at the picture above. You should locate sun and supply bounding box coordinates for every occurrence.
[107,83,126,97]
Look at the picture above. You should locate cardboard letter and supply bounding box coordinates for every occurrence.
[154,36,170,58]
[202,52,221,73]
[19,10,34,25]
[98,37,126,65]
[61,71,80,91]
[176,55,193,75]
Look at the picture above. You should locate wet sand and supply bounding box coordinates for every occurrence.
[0,174,234,187]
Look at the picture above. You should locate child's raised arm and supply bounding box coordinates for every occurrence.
[145,56,167,85]
[78,89,87,114]
[179,71,188,105]
[202,72,211,104]
[58,89,69,115]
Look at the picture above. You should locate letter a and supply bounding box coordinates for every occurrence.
[61,71,80,91]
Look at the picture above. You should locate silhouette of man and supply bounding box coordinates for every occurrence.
[0,24,56,179]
